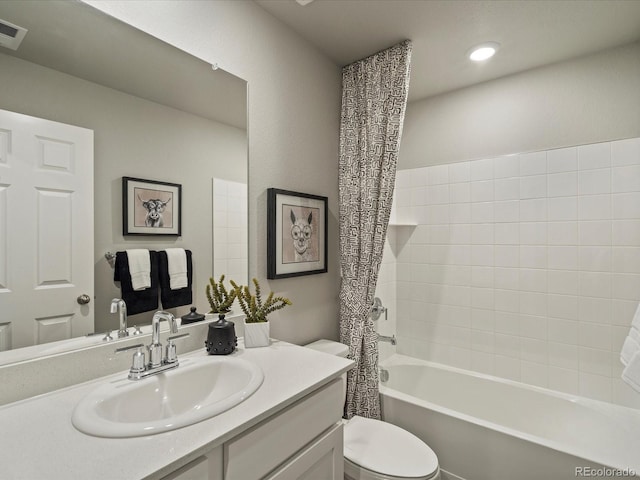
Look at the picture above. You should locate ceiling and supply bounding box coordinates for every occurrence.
[255,0,640,102]
[0,1,247,129]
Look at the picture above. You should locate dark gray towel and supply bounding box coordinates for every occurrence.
[114,251,159,315]
[158,250,193,309]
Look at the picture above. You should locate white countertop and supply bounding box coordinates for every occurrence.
[0,339,353,480]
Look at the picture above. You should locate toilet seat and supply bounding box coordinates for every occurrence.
[344,416,439,479]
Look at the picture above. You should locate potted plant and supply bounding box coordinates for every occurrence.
[231,278,292,348]
[206,275,236,318]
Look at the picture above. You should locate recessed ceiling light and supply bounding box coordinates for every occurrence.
[295,0,315,5]
[468,42,500,62]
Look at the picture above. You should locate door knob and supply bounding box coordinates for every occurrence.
[77,294,91,305]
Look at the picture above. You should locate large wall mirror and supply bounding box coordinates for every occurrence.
[0,1,248,365]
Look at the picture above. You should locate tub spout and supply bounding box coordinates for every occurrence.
[377,333,396,346]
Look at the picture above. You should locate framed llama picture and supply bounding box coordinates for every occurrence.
[267,188,327,279]
[122,177,182,236]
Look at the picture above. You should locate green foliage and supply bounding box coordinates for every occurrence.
[231,278,292,323]
[206,275,236,314]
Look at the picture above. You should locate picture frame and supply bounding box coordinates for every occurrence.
[267,188,328,279]
[122,177,182,236]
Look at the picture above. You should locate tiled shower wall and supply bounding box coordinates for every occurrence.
[389,137,640,408]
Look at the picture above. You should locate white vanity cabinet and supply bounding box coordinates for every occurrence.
[161,378,344,480]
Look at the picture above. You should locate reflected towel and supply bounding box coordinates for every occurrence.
[621,302,640,392]
[166,248,188,290]
[126,249,151,291]
[622,352,640,394]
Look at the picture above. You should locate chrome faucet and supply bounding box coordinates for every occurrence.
[115,310,188,381]
[110,298,129,338]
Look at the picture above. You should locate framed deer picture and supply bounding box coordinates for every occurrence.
[267,188,328,279]
[122,177,182,236]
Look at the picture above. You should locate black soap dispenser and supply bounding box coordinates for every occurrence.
[205,314,237,355]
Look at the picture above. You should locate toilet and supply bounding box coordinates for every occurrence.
[306,339,440,480]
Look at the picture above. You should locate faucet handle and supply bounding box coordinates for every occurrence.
[167,333,190,342]
[115,343,146,375]
[165,333,190,364]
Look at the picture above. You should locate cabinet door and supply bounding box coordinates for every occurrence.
[265,423,343,480]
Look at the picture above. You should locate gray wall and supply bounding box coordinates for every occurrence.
[0,52,247,333]
[400,42,640,169]
[85,0,343,344]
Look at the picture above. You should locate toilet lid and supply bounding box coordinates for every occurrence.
[344,416,439,479]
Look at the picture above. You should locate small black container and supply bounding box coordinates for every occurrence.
[181,307,205,325]
[205,314,237,355]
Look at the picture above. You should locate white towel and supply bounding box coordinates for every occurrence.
[126,249,151,291]
[622,352,640,394]
[166,248,188,290]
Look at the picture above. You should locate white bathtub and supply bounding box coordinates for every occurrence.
[379,354,640,480]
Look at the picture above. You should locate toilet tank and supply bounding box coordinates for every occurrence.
[305,339,349,402]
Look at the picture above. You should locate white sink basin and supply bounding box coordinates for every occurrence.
[72,356,264,438]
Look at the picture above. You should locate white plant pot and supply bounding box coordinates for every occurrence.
[243,320,270,348]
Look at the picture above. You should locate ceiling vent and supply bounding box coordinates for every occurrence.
[0,18,27,51]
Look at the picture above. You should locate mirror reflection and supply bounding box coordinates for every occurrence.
[0,0,248,364]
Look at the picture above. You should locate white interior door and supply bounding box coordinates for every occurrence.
[0,109,94,350]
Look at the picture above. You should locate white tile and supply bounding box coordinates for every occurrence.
[520,291,547,316]
[395,169,412,189]
[520,198,547,222]
[579,297,612,324]
[427,204,449,224]
[494,223,519,245]
[449,245,471,266]
[449,183,471,203]
[411,187,427,206]
[548,222,577,246]
[613,247,640,273]
[428,184,449,205]
[471,245,494,266]
[578,169,611,195]
[612,192,640,219]
[470,180,493,203]
[428,225,450,244]
[519,151,547,176]
[612,299,637,326]
[428,164,449,185]
[579,272,612,298]
[407,167,427,187]
[471,223,494,244]
[520,314,547,339]
[494,267,519,290]
[493,155,519,179]
[495,335,520,358]
[449,224,471,244]
[495,245,520,268]
[547,171,577,198]
[578,246,612,272]
[471,350,495,375]
[548,319,578,345]
[613,220,640,246]
[578,221,612,246]
[549,342,579,369]
[520,268,547,292]
[520,174,547,200]
[494,289,520,313]
[579,323,611,350]
[471,202,494,223]
[471,307,494,330]
[547,147,577,174]
[470,158,493,181]
[548,270,578,295]
[495,356,521,381]
[520,338,548,364]
[520,246,546,269]
[494,177,519,201]
[472,330,495,353]
[611,137,640,167]
[449,203,471,224]
[494,200,519,223]
[579,372,612,402]
[548,366,579,395]
[548,196,577,221]
[613,273,640,301]
[577,195,611,221]
[520,222,546,245]
[578,142,611,170]
[548,246,578,270]
[471,266,493,288]
[449,161,470,183]
[494,311,520,334]
[612,165,640,193]
[521,361,548,388]
[547,294,578,320]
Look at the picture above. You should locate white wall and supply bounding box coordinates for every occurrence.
[86,0,343,344]
[0,52,247,333]
[400,42,640,169]
[386,42,640,408]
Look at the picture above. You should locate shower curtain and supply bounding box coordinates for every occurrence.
[339,40,412,419]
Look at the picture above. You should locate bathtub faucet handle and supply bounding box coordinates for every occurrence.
[371,297,388,321]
